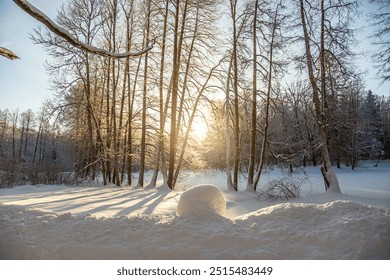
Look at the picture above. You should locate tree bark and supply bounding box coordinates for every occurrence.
[247,0,259,191]
[150,0,169,188]
[226,56,234,190]
[167,0,181,189]
[230,0,240,191]
[137,0,151,188]
[299,0,341,193]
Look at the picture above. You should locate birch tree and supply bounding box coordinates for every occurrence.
[298,0,357,193]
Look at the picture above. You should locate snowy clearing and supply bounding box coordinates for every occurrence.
[1,162,390,259]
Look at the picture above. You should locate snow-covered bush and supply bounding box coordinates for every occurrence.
[176,184,226,218]
[0,160,77,187]
[259,168,310,201]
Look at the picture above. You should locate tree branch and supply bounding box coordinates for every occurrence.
[0,46,19,60]
[13,0,153,58]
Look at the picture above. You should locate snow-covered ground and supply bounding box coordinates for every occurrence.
[1,162,389,259]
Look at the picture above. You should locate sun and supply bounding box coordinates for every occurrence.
[191,119,209,140]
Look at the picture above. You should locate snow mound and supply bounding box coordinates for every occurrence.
[176,184,226,218]
[0,200,389,259]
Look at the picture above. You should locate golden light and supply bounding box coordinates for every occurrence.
[191,118,209,140]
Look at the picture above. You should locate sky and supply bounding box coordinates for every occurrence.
[0,0,67,113]
[0,0,389,113]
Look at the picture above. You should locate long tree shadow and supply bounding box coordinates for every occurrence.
[1,185,177,217]
[116,188,171,216]
[1,186,117,205]
[18,187,133,209]
[55,187,172,216]
[48,188,163,216]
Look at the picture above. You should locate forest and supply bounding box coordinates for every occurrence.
[1,0,390,191]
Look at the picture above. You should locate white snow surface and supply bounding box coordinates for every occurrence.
[1,162,390,259]
[176,184,226,218]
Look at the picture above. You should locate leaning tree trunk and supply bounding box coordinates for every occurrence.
[299,0,341,193]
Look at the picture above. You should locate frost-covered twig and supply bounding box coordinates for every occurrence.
[13,0,153,58]
[0,46,19,60]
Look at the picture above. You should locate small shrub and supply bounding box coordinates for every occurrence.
[258,167,310,201]
[0,160,20,188]
[0,160,77,187]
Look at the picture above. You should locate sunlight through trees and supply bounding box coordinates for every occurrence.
[2,0,390,191]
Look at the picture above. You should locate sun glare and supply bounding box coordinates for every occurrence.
[191,119,209,140]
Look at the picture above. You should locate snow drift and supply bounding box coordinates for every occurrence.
[176,184,226,218]
[1,200,389,259]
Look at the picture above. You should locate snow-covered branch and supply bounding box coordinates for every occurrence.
[13,0,153,58]
[0,46,19,60]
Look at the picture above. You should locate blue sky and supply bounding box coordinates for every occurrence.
[0,0,66,112]
[0,0,389,113]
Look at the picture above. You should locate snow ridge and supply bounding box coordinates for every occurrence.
[1,200,389,260]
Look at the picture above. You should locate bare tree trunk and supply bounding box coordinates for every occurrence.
[299,0,341,193]
[11,111,18,160]
[120,0,134,185]
[252,2,282,191]
[226,57,234,190]
[137,0,151,188]
[119,59,128,184]
[84,50,96,180]
[33,110,44,163]
[175,0,190,144]
[110,0,120,186]
[167,0,181,189]
[104,55,112,183]
[127,51,143,186]
[19,115,25,162]
[230,0,240,191]
[247,0,259,191]
[151,0,169,188]
[0,112,7,156]
[23,110,32,160]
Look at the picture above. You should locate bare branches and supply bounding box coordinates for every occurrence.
[13,0,153,58]
[369,0,390,82]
